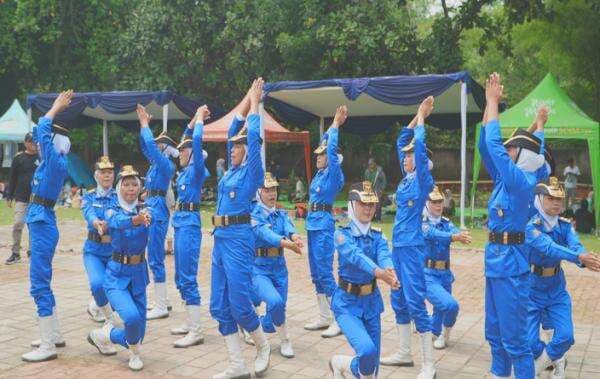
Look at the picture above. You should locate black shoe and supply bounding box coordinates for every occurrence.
[6,254,21,265]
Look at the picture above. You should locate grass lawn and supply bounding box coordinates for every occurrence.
[1,201,597,251]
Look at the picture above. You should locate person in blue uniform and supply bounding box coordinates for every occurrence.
[525,177,600,378]
[380,96,436,379]
[22,90,73,363]
[87,165,152,371]
[249,172,304,358]
[303,105,347,339]
[166,105,209,348]
[209,79,270,379]
[136,104,178,321]
[478,73,548,379]
[422,186,472,350]
[329,181,399,379]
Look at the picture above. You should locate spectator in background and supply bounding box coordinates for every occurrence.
[5,132,39,265]
[574,199,595,234]
[442,188,456,217]
[216,157,225,182]
[293,175,306,202]
[586,190,594,213]
[563,158,580,208]
[364,157,387,221]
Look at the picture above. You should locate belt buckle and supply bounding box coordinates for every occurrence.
[502,232,508,244]
[101,235,111,243]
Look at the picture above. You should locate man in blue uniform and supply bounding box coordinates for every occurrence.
[87,165,152,371]
[22,90,73,363]
[525,177,600,378]
[137,104,178,321]
[250,172,304,358]
[304,105,347,339]
[422,186,472,350]
[380,96,436,379]
[329,181,399,379]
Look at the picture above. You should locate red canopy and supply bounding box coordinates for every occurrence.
[204,101,313,182]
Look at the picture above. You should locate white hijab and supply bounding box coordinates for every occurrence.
[116,177,141,213]
[534,194,558,231]
[404,159,433,179]
[52,133,71,155]
[162,145,179,159]
[184,148,208,166]
[256,189,277,215]
[516,148,545,173]
[423,202,442,225]
[347,201,371,236]
[94,170,113,198]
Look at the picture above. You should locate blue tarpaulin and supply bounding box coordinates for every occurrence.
[66,152,95,188]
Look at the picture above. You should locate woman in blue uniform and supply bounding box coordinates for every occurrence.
[329,181,399,379]
[380,96,436,379]
[22,90,72,363]
[422,186,472,350]
[136,104,178,321]
[250,172,304,358]
[87,165,152,371]
[525,177,600,378]
[167,105,209,348]
[209,79,269,379]
[303,105,347,339]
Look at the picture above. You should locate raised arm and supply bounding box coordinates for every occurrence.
[396,127,415,174]
[327,105,347,187]
[478,124,498,179]
[226,116,246,168]
[246,78,265,182]
[192,119,206,183]
[414,126,434,190]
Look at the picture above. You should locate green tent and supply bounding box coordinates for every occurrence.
[470,73,599,231]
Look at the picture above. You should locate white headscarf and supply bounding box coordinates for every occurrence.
[184,148,208,166]
[162,145,179,159]
[534,194,558,231]
[516,148,545,173]
[423,202,442,225]
[256,189,277,215]
[347,201,371,236]
[116,177,141,213]
[52,133,71,155]
[403,158,433,179]
[94,170,113,198]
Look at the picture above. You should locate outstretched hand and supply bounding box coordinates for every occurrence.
[46,90,73,119]
[536,106,549,129]
[485,72,503,104]
[332,105,348,128]
[579,253,600,272]
[136,104,152,128]
[375,268,400,290]
[291,233,304,249]
[249,77,264,113]
[452,230,472,244]
[282,238,303,255]
[195,105,211,122]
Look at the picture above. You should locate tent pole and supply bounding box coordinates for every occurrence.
[459,82,468,229]
[27,107,33,129]
[102,120,109,156]
[162,103,169,132]
[319,117,324,138]
[259,101,266,170]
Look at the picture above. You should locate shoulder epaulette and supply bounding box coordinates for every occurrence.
[371,226,382,233]
[88,189,96,193]
[532,217,542,225]
[441,216,450,222]
[559,217,572,224]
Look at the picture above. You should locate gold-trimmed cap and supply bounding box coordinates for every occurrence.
[313,139,341,155]
[177,136,192,150]
[428,186,444,202]
[263,172,279,188]
[116,165,140,183]
[503,128,542,154]
[348,181,379,204]
[155,132,177,148]
[228,127,248,144]
[51,124,70,136]
[401,138,433,159]
[535,176,565,199]
[95,156,115,171]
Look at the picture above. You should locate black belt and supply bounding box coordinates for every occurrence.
[256,247,284,257]
[425,258,450,270]
[309,203,332,212]
[87,231,112,244]
[176,202,200,212]
[211,214,251,227]
[147,189,166,197]
[30,194,56,208]
[488,231,525,245]
[532,264,561,277]
[112,252,145,265]
[338,278,377,296]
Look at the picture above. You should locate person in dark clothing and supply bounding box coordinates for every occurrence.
[5,132,39,265]
[574,199,595,234]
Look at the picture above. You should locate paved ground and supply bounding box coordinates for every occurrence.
[0,219,599,378]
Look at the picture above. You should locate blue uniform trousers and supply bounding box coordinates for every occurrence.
[485,274,534,378]
[252,266,288,332]
[390,246,431,332]
[83,253,111,307]
[335,311,381,377]
[209,235,260,336]
[28,221,59,317]
[425,275,459,336]
[307,229,336,296]
[173,225,201,305]
[147,219,168,283]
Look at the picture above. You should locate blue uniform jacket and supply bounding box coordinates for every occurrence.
[214,114,264,238]
[526,213,584,295]
[332,222,393,319]
[392,125,434,247]
[306,128,344,231]
[81,189,117,256]
[172,122,207,228]
[251,202,296,271]
[26,117,68,224]
[140,127,175,222]
[422,216,460,282]
[479,119,540,278]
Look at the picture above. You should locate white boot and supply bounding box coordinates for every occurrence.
[321,297,342,338]
[418,332,436,379]
[304,294,330,330]
[275,323,294,358]
[433,327,451,350]
[128,343,143,371]
[212,334,251,379]
[250,327,271,377]
[22,316,57,362]
[99,304,115,326]
[551,356,566,379]
[329,355,353,379]
[535,349,552,376]
[31,309,66,348]
[87,298,105,323]
[380,323,414,366]
[88,322,117,356]
[146,282,169,320]
[174,305,204,348]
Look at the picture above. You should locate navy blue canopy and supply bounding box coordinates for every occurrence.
[264,71,485,135]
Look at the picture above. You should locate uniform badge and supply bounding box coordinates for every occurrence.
[181,184,186,191]
[229,191,236,199]
[532,229,541,237]
[407,200,413,207]
[316,187,321,193]
[497,209,503,217]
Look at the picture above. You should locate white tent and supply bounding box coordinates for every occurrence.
[0,100,32,167]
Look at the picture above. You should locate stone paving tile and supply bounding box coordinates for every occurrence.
[0,219,598,378]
